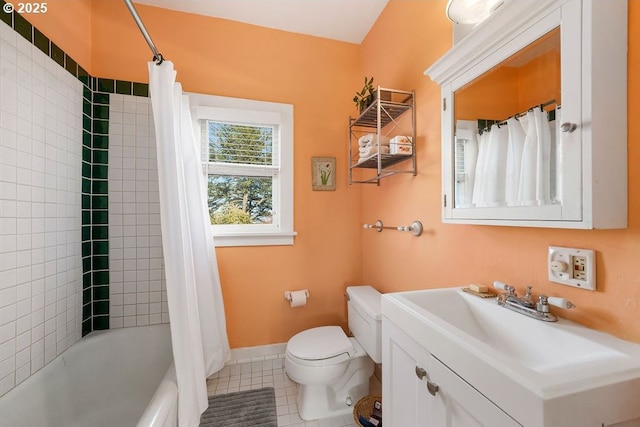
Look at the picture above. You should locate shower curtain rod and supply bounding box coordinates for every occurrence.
[496,98,557,126]
[123,0,165,64]
[479,98,557,133]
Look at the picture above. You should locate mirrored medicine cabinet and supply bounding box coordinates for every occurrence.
[425,0,628,229]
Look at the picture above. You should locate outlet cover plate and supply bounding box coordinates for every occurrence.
[548,246,596,290]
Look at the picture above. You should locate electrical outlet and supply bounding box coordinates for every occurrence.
[572,256,587,280]
[548,246,596,290]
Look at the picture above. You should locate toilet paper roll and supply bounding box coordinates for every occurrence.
[285,290,309,308]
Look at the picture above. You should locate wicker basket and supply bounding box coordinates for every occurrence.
[353,394,382,426]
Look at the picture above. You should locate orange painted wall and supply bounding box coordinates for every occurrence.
[360,0,640,343]
[455,47,560,121]
[516,50,561,110]
[455,66,519,121]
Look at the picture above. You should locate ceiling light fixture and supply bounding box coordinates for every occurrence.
[445,0,504,25]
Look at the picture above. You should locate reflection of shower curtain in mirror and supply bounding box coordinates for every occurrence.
[505,116,525,206]
[454,121,478,208]
[455,108,557,208]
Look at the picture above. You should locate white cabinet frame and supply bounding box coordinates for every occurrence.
[425,0,627,229]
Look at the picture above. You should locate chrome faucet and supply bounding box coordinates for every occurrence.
[501,284,535,309]
[493,281,575,322]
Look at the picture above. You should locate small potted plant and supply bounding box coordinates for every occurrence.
[353,77,376,114]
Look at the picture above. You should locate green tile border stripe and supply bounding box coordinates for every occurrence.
[0,5,157,335]
[81,88,95,334]
[86,91,110,334]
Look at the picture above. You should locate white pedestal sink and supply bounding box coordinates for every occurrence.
[382,287,640,427]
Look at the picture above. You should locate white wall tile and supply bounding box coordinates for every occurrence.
[0,21,82,398]
[109,95,167,328]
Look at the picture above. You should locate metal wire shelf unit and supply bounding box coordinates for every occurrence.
[349,87,416,185]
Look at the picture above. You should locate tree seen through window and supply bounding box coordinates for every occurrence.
[207,122,274,225]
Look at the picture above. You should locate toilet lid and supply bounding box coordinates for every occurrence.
[287,326,353,360]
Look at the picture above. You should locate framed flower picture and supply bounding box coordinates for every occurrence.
[311,157,336,191]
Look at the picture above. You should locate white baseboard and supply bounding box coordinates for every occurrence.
[226,342,287,365]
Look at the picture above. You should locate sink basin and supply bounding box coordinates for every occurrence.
[382,287,640,427]
[403,288,624,373]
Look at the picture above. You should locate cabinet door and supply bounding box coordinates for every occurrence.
[429,355,522,427]
[383,318,522,427]
[382,320,444,426]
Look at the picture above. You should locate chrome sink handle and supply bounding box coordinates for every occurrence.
[547,296,576,309]
[537,295,576,312]
[493,281,516,295]
[536,295,550,313]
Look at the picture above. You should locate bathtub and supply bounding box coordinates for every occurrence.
[0,324,176,427]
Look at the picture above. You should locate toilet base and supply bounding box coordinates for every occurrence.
[296,355,374,421]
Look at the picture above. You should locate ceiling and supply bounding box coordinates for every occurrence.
[133,0,389,44]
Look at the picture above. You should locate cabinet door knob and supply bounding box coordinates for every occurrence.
[427,380,440,396]
[560,122,578,132]
[415,366,427,380]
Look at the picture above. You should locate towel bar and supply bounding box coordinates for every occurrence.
[363,220,423,237]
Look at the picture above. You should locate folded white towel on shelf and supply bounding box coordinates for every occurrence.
[359,145,390,159]
[358,134,390,147]
[359,146,371,155]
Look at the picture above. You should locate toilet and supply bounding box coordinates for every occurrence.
[284,285,382,421]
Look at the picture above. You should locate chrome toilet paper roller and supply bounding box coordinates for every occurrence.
[284,289,309,307]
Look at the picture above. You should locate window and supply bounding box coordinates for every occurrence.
[189,93,295,246]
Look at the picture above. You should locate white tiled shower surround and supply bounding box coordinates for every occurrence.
[108,94,169,328]
[0,21,83,396]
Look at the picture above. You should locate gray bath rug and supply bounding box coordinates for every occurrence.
[200,387,277,427]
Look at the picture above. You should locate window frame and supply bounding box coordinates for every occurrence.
[189,93,296,247]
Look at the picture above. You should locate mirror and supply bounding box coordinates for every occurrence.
[453,27,561,209]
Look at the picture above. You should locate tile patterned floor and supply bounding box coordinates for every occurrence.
[206,355,380,427]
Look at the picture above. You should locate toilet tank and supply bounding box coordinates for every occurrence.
[346,286,382,364]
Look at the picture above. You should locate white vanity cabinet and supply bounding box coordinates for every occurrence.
[425,0,627,229]
[382,319,522,427]
[382,288,640,427]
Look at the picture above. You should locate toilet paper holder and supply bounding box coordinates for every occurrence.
[284,289,309,302]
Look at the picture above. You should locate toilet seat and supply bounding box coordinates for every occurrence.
[286,326,353,362]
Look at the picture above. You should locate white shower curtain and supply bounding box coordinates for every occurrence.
[148,61,230,427]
